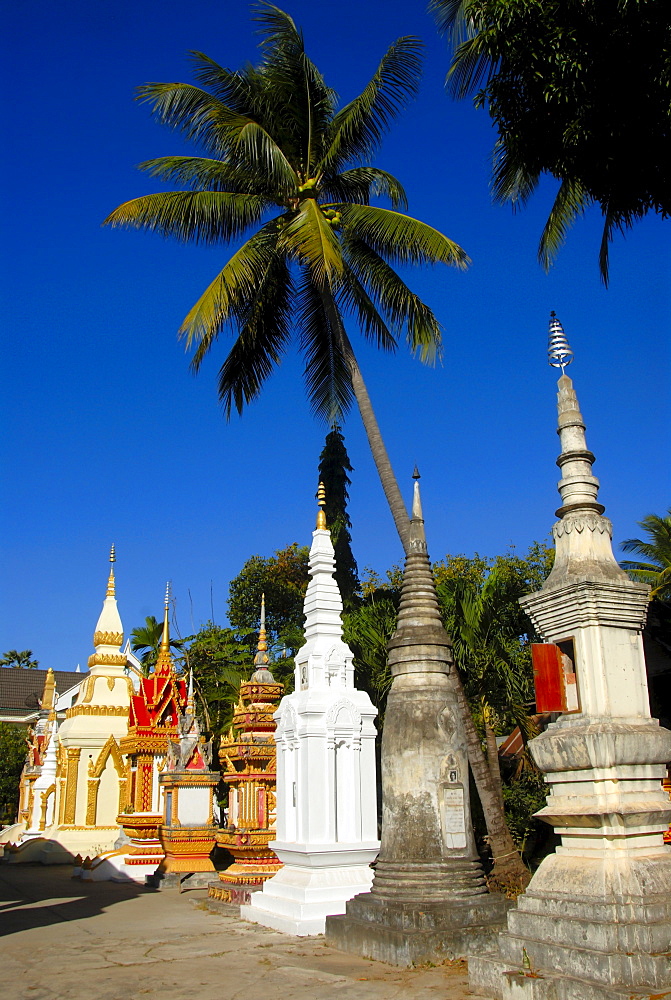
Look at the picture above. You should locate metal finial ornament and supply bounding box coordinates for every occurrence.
[548,311,574,374]
[164,581,171,609]
[316,481,327,530]
[412,466,420,480]
[106,544,116,597]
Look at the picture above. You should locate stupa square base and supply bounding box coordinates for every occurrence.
[241,849,377,936]
[325,890,511,967]
[468,856,671,999]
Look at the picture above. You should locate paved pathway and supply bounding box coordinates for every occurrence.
[0,864,479,1000]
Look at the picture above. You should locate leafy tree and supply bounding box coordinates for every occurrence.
[104,3,469,552]
[343,593,398,726]
[318,425,359,609]
[183,622,253,737]
[0,723,28,825]
[620,509,671,600]
[228,543,309,645]
[431,0,671,282]
[0,650,39,669]
[130,616,184,675]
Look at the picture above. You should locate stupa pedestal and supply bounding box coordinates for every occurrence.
[326,477,508,965]
[469,327,671,999]
[242,488,379,935]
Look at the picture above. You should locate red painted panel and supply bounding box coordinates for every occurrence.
[532,643,566,713]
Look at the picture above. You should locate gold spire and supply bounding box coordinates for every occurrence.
[106,543,116,597]
[156,582,174,672]
[254,593,269,667]
[316,481,327,530]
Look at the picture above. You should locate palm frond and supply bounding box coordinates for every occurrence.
[342,235,443,362]
[137,81,297,191]
[138,156,257,193]
[296,272,354,422]
[103,191,267,244]
[320,37,424,173]
[538,178,592,272]
[216,254,294,418]
[188,52,259,112]
[492,140,540,207]
[279,198,344,286]
[320,168,408,209]
[339,204,470,269]
[179,222,283,356]
[336,264,397,353]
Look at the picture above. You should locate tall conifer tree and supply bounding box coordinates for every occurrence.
[318,426,359,610]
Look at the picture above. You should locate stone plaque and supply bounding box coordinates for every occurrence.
[441,785,467,849]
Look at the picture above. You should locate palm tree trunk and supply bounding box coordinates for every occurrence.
[321,290,528,891]
[483,703,504,798]
[320,292,410,554]
[449,670,530,892]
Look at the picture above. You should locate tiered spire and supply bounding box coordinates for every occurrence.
[542,313,627,588]
[155,582,175,674]
[90,545,124,669]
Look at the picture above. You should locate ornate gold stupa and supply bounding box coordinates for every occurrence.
[211,596,284,903]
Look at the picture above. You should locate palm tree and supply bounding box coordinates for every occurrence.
[0,649,39,669]
[130,616,183,675]
[104,3,469,554]
[620,509,671,600]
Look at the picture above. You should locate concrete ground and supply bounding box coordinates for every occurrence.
[0,864,480,1000]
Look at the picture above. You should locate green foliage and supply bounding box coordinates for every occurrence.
[500,768,548,857]
[343,595,398,725]
[105,4,468,425]
[228,543,309,646]
[183,622,254,737]
[318,426,360,609]
[130,615,184,674]
[0,723,28,825]
[0,650,39,669]
[620,509,671,600]
[432,0,671,282]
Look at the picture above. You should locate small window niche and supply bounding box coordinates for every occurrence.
[532,638,580,714]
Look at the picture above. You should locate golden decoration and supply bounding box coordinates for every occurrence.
[65,704,129,718]
[86,778,100,826]
[80,675,96,704]
[87,653,126,668]
[63,748,81,825]
[316,480,327,529]
[93,631,123,647]
[41,668,56,711]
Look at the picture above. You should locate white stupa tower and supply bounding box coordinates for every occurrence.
[469,314,671,1000]
[242,484,379,935]
[43,546,133,861]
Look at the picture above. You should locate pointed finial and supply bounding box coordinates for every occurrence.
[411,473,424,521]
[316,481,327,530]
[106,544,116,597]
[159,582,172,657]
[548,311,574,375]
[254,593,269,666]
[187,668,194,712]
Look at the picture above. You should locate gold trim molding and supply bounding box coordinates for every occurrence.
[93,631,123,647]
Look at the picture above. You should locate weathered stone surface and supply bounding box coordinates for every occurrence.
[327,480,508,965]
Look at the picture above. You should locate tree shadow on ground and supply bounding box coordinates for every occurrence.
[0,861,155,938]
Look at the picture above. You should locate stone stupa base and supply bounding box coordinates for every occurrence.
[468,851,671,1000]
[325,858,510,966]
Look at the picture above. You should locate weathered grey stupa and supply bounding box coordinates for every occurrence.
[469,314,671,1000]
[326,473,509,965]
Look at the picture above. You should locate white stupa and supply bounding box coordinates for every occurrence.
[242,484,379,935]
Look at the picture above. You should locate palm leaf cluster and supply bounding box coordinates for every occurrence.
[621,510,671,600]
[105,4,468,426]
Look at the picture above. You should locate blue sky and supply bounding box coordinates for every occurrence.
[2,0,669,670]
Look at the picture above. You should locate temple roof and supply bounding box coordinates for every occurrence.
[0,668,88,723]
